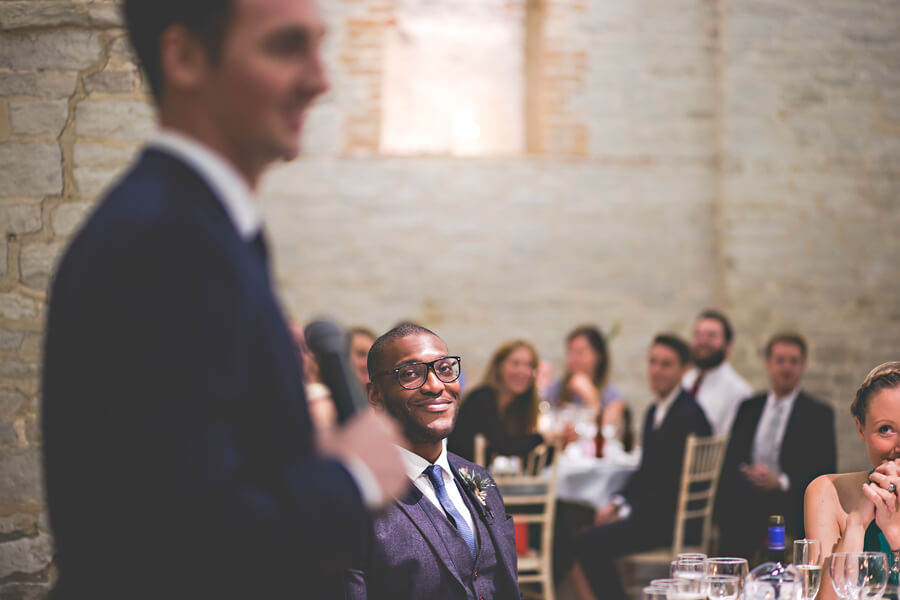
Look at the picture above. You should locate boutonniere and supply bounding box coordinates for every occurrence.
[458,467,495,513]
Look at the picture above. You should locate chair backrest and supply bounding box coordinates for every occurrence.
[474,433,487,467]
[492,443,560,564]
[670,434,729,555]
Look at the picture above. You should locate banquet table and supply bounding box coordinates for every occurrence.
[553,444,640,508]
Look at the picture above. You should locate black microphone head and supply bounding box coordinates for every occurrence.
[304,319,347,355]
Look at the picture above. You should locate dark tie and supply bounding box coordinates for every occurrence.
[690,370,705,397]
[250,229,269,264]
[425,465,477,559]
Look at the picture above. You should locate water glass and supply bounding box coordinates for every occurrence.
[793,540,823,600]
[860,552,888,600]
[705,574,741,600]
[707,557,750,591]
[672,557,707,593]
[666,577,707,600]
[643,586,670,600]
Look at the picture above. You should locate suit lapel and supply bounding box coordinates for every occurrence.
[394,486,467,592]
[448,454,519,592]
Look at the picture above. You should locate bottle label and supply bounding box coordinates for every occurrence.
[768,525,785,551]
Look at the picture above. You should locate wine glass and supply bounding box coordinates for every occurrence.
[830,552,888,600]
[793,540,823,600]
[707,557,750,593]
[666,577,708,600]
[859,552,888,600]
[705,574,741,600]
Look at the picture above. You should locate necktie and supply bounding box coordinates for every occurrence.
[690,370,705,397]
[425,465,477,559]
[250,229,269,264]
[757,399,788,470]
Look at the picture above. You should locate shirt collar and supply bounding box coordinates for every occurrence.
[767,386,800,407]
[397,439,452,482]
[657,384,682,407]
[147,128,260,240]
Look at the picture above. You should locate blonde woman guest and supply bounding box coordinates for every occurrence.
[805,362,900,600]
[449,339,575,463]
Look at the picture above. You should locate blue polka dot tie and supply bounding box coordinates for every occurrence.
[425,465,477,559]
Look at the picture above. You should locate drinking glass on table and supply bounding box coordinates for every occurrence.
[644,586,670,600]
[830,552,888,600]
[672,557,707,593]
[705,574,741,600]
[666,577,707,600]
[793,540,823,600]
[707,557,750,595]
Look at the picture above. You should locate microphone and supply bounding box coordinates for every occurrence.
[304,319,368,424]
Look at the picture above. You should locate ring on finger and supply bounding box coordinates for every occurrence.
[889,483,897,495]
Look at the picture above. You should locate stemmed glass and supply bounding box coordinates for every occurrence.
[707,557,750,597]
[793,540,823,600]
[830,552,888,600]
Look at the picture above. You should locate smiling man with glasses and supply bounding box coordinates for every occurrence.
[345,323,520,600]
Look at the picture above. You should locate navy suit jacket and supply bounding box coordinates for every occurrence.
[42,149,367,599]
[621,389,712,532]
[716,391,836,539]
[345,453,520,600]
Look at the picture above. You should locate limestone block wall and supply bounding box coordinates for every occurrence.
[0,0,898,595]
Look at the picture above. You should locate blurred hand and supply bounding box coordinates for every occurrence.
[742,463,781,491]
[867,460,900,547]
[593,503,619,526]
[568,373,600,408]
[318,410,409,507]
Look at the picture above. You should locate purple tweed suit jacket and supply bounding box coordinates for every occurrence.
[344,452,521,599]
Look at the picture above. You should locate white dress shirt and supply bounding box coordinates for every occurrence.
[147,128,384,509]
[752,388,799,491]
[397,440,475,534]
[652,385,683,430]
[683,362,752,436]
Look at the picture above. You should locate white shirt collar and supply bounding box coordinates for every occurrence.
[397,439,452,482]
[653,385,682,428]
[766,386,800,407]
[147,128,260,239]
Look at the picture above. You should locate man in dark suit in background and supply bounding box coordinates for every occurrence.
[41,1,408,598]
[716,332,836,560]
[570,334,712,600]
[345,323,520,600]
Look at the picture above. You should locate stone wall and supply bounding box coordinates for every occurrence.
[0,0,898,595]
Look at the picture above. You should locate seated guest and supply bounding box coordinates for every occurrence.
[449,339,576,464]
[345,323,520,600]
[547,325,627,434]
[347,326,377,384]
[806,362,900,600]
[569,334,711,600]
[290,321,337,431]
[682,309,752,435]
[716,332,835,560]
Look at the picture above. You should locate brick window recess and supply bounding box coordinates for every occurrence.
[380,0,526,156]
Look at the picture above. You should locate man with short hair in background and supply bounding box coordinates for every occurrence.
[345,323,520,600]
[682,309,753,435]
[569,334,711,600]
[715,332,836,560]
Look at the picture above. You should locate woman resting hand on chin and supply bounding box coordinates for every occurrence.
[805,362,900,600]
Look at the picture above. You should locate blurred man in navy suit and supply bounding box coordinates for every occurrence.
[345,323,520,600]
[42,1,407,598]
[569,334,711,600]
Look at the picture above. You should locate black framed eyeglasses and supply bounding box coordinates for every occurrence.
[376,356,462,390]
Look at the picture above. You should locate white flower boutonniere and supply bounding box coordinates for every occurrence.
[457,467,495,507]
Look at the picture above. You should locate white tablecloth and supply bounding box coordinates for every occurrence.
[555,449,640,509]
